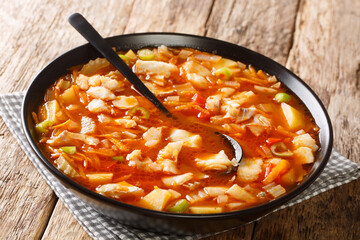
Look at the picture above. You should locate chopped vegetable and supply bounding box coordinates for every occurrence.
[281,102,305,130]
[213,58,237,69]
[274,93,291,102]
[124,49,137,61]
[266,138,282,145]
[137,49,155,60]
[215,67,232,80]
[58,80,71,90]
[86,173,113,185]
[60,146,76,154]
[56,154,80,178]
[263,159,290,184]
[60,86,78,105]
[35,120,54,134]
[126,106,150,119]
[270,142,293,157]
[118,54,129,65]
[204,187,228,197]
[225,184,256,202]
[162,173,193,187]
[112,156,124,162]
[264,184,286,198]
[189,206,223,214]
[167,199,190,213]
[142,188,172,211]
[192,93,206,108]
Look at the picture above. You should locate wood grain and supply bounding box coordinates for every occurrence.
[0,0,359,239]
[41,200,90,240]
[0,123,56,239]
[206,0,299,64]
[253,0,360,239]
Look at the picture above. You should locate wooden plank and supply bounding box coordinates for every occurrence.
[202,225,253,240]
[41,200,91,240]
[124,0,214,34]
[0,0,136,94]
[206,0,300,64]
[0,122,56,239]
[253,0,360,239]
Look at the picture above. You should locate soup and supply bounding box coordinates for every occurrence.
[33,46,319,214]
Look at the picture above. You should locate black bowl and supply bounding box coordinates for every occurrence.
[22,33,333,234]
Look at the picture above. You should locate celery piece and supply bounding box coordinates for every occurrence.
[127,106,150,119]
[274,93,291,103]
[118,54,129,65]
[60,146,76,154]
[112,156,124,162]
[137,49,155,61]
[270,142,293,157]
[35,120,54,134]
[215,67,232,80]
[167,199,190,213]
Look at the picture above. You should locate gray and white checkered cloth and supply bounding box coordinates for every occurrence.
[0,92,359,240]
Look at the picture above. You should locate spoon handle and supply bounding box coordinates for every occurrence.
[68,13,172,117]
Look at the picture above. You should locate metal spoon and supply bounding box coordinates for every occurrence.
[68,13,243,165]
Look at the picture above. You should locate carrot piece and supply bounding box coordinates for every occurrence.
[32,112,39,124]
[108,138,128,151]
[263,160,290,184]
[192,93,206,108]
[266,138,282,146]
[72,69,79,82]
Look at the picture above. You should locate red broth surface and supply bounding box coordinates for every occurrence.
[33,46,319,214]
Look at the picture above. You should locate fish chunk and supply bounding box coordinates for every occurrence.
[143,127,162,147]
[186,73,209,89]
[115,118,137,128]
[162,173,193,187]
[126,150,161,172]
[87,99,110,113]
[134,60,178,78]
[88,75,102,87]
[205,95,221,114]
[76,74,89,90]
[100,76,124,91]
[112,96,138,109]
[168,129,202,148]
[237,158,263,182]
[182,61,211,89]
[96,181,144,199]
[156,142,183,174]
[47,130,99,146]
[292,133,319,152]
[157,141,183,162]
[80,116,96,134]
[293,147,314,164]
[195,150,234,171]
[158,159,179,174]
[87,86,116,100]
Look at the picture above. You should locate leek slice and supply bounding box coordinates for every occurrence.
[167,199,190,213]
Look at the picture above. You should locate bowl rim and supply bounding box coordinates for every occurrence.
[21,32,333,220]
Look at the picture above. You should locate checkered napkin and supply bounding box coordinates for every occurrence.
[1,92,359,240]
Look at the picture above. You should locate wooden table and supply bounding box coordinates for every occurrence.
[1,0,359,239]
